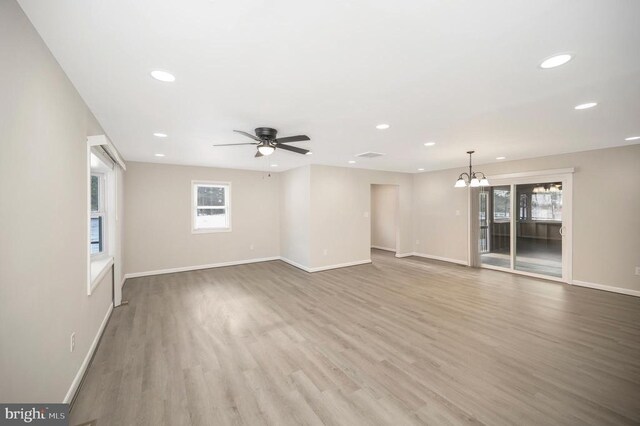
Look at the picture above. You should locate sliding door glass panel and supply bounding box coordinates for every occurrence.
[515,182,563,277]
[479,191,489,254]
[481,186,511,269]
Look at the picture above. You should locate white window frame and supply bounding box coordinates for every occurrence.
[87,140,117,296]
[90,172,108,257]
[191,180,232,233]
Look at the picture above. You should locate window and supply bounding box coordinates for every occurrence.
[492,187,511,221]
[192,181,231,232]
[87,140,120,295]
[517,183,563,221]
[90,172,106,255]
[530,192,562,221]
[519,193,528,220]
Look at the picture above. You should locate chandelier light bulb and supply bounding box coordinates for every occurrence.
[454,178,467,188]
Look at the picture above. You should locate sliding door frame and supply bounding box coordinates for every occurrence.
[477,168,574,284]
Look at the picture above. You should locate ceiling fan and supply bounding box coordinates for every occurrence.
[212,127,311,157]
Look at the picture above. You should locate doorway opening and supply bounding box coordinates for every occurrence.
[370,184,399,255]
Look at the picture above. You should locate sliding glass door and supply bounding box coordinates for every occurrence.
[515,183,563,277]
[478,172,571,282]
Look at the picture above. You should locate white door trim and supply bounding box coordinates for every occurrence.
[488,168,574,180]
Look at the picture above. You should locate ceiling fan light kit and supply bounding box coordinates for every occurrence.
[212,127,311,158]
[454,151,490,188]
[257,144,275,156]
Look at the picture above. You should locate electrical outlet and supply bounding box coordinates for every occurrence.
[416,240,420,245]
[364,211,369,218]
[636,266,640,276]
[70,332,76,352]
[455,210,460,216]
[250,244,254,251]
[323,249,328,256]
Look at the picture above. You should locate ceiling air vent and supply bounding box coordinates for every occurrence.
[355,152,385,159]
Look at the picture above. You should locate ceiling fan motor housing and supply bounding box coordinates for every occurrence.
[255,127,278,140]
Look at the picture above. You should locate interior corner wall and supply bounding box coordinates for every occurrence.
[412,168,470,263]
[123,162,280,275]
[371,184,399,252]
[309,165,413,269]
[114,165,126,302]
[279,165,311,268]
[413,144,640,293]
[0,0,114,402]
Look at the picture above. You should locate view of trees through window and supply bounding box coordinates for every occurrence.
[197,186,225,207]
[194,183,230,230]
[91,175,99,212]
[528,192,562,221]
[490,184,562,222]
[493,187,510,220]
[518,182,563,221]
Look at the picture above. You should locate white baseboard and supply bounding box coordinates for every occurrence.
[279,257,312,272]
[308,259,371,272]
[124,256,280,279]
[279,257,372,273]
[395,253,413,258]
[64,302,113,404]
[572,280,640,298]
[409,252,469,266]
[122,256,640,300]
[371,246,396,252]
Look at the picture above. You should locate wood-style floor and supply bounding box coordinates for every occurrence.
[70,250,640,426]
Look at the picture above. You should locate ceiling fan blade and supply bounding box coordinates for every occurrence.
[255,150,263,158]
[233,130,261,142]
[275,135,310,144]
[212,143,257,147]
[277,144,309,155]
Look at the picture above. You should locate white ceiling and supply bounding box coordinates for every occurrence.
[18,0,640,173]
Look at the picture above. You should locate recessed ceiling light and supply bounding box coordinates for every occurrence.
[376,124,390,130]
[150,70,175,82]
[306,152,313,155]
[348,160,356,164]
[424,142,436,147]
[540,54,573,69]
[153,132,168,138]
[418,168,425,171]
[574,102,597,110]
[625,136,640,141]
[496,156,506,160]
[271,164,278,167]
[154,153,165,157]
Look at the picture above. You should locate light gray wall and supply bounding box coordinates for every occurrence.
[412,168,470,262]
[0,0,114,402]
[413,144,640,292]
[309,165,413,268]
[124,162,280,274]
[371,185,398,251]
[279,165,311,267]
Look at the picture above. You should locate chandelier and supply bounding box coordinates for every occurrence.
[454,151,490,188]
